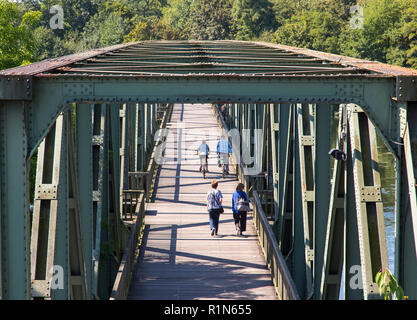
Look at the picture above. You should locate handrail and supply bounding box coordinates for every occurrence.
[110,192,145,300]
[253,191,300,300]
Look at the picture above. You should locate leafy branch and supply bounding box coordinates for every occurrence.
[375,268,407,300]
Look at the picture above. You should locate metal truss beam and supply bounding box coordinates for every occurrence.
[0,101,31,299]
[320,105,347,299]
[76,103,94,298]
[397,102,417,299]
[313,103,331,299]
[348,104,388,299]
[296,103,316,298]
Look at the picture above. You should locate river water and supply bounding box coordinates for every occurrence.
[377,135,396,273]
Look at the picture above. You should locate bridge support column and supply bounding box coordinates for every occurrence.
[136,104,145,172]
[0,101,31,299]
[320,105,347,299]
[120,104,129,211]
[76,103,94,299]
[313,104,332,299]
[348,104,388,299]
[30,109,88,300]
[397,101,417,299]
[296,103,316,298]
[91,104,110,299]
[109,104,123,260]
[321,104,388,300]
[278,104,295,266]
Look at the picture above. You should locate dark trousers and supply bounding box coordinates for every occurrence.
[233,211,247,232]
[209,209,221,233]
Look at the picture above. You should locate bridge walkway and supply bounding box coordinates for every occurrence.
[127,104,278,300]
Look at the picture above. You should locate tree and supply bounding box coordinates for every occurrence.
[0,1,41,69]
[231,0,276,40]
[161,0,194,39]
[188,0,234,40]
[339,0,413,67]
[32,26,69,60]
[273,9,343,54]
[398,1,417,68]
[79,10,126,51]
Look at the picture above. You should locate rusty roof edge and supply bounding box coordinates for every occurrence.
[2,39,416,77]
[251,41,417,76]
[0,41,142,77]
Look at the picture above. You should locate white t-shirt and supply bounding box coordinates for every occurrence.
[207,189,223,210]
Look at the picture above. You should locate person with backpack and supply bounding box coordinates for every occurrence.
[232,183,250,236]
[206,180,223,237]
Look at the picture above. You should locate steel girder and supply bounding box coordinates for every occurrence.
[0,101,30,299]
[30,111,87,299]
[397,102,417,299]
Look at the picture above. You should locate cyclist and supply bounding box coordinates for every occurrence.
[216,135,232,175]
[197,140,210,173]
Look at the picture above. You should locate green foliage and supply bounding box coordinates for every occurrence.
[273,8,343,54]
[231,0,276,40]
[78,10,126,51]
[188,0,234,40]
[0,0,41,69]
[375,268,407,300]
[161,0,194,39]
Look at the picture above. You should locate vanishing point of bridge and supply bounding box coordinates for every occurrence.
[1,40,417,300]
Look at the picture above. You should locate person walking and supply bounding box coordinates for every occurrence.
[232,183,250,236]
[216,135,232,175]
[197,139,210,172]
[206,180,223,237]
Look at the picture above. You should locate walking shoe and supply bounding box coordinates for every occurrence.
[211,228,215,236]
[236,227,241,236]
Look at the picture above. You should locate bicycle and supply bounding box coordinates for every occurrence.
[199,152,209,179]
[218,153,228,178]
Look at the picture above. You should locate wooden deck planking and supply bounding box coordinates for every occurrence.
[128,104,277,300]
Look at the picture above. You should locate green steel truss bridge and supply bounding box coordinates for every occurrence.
[1,40,417,300]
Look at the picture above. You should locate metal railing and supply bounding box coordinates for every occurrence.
[122,190,141,221]
[256,190,275,222]
[253,191,300,300]
[110,192,145,300]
